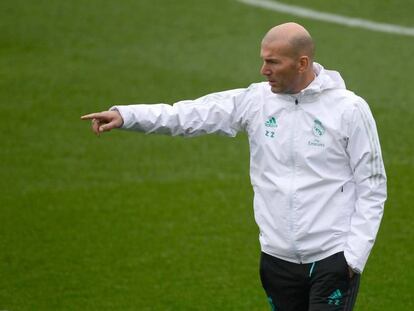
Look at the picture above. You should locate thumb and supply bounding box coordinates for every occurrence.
[99,120,120,132]
[99,124,112,133]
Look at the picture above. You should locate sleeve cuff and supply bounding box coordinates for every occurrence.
[110,106,131,129]
[344,251,363,274]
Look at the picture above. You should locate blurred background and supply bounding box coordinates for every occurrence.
[1,0,413,310]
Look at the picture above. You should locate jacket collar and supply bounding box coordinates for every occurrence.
[273,62,346,103]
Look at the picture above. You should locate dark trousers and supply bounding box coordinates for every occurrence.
[260,252,360,311]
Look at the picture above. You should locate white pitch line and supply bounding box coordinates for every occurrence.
[238,0,414,37]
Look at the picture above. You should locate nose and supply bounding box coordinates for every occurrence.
[260,63,270,76]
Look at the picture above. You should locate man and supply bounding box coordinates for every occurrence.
[81,23,387,311]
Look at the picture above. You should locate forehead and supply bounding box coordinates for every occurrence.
[260,40,293,59]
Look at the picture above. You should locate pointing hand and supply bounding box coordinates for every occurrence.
[80,110,124,135]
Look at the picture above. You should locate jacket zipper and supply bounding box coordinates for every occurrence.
[289,98,302,263]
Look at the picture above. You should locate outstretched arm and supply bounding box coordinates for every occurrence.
[80,110,124,135]
[81,87,252,138]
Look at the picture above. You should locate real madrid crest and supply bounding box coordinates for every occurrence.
[312,119,325,137]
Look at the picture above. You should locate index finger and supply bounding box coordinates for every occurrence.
[80,112,103,120]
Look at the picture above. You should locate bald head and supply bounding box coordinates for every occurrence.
[260,23,316,94]
[262,22,315,61]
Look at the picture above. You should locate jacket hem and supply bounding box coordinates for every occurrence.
[261,245,345,264]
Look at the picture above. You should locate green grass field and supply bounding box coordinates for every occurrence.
[1,0,413,310]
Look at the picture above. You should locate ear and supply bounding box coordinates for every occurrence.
[297,56,310,73]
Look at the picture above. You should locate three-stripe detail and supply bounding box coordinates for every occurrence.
[354,100,385,186]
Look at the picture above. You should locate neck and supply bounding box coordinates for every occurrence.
[291,70,316,94]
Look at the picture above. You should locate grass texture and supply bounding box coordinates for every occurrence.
[1,0,413,310]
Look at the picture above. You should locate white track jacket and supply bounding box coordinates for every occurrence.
[112,63,387,273]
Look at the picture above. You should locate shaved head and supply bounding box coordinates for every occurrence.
[262,22,315,61]
[260,23,316,94]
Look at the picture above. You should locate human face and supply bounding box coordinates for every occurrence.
[260,40,302,94]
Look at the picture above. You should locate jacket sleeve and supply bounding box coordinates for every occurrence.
[344,98,387,273]
[109,88,252,137]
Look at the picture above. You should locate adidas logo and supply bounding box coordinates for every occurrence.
[328,289,342,305]
[265,117,277,127]
[329,289,342,300]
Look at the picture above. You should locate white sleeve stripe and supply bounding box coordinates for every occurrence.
[355,102,385,186]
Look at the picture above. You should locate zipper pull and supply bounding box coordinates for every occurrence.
[295,99,299,105]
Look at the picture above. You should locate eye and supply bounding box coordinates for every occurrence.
[267,59,280,65]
